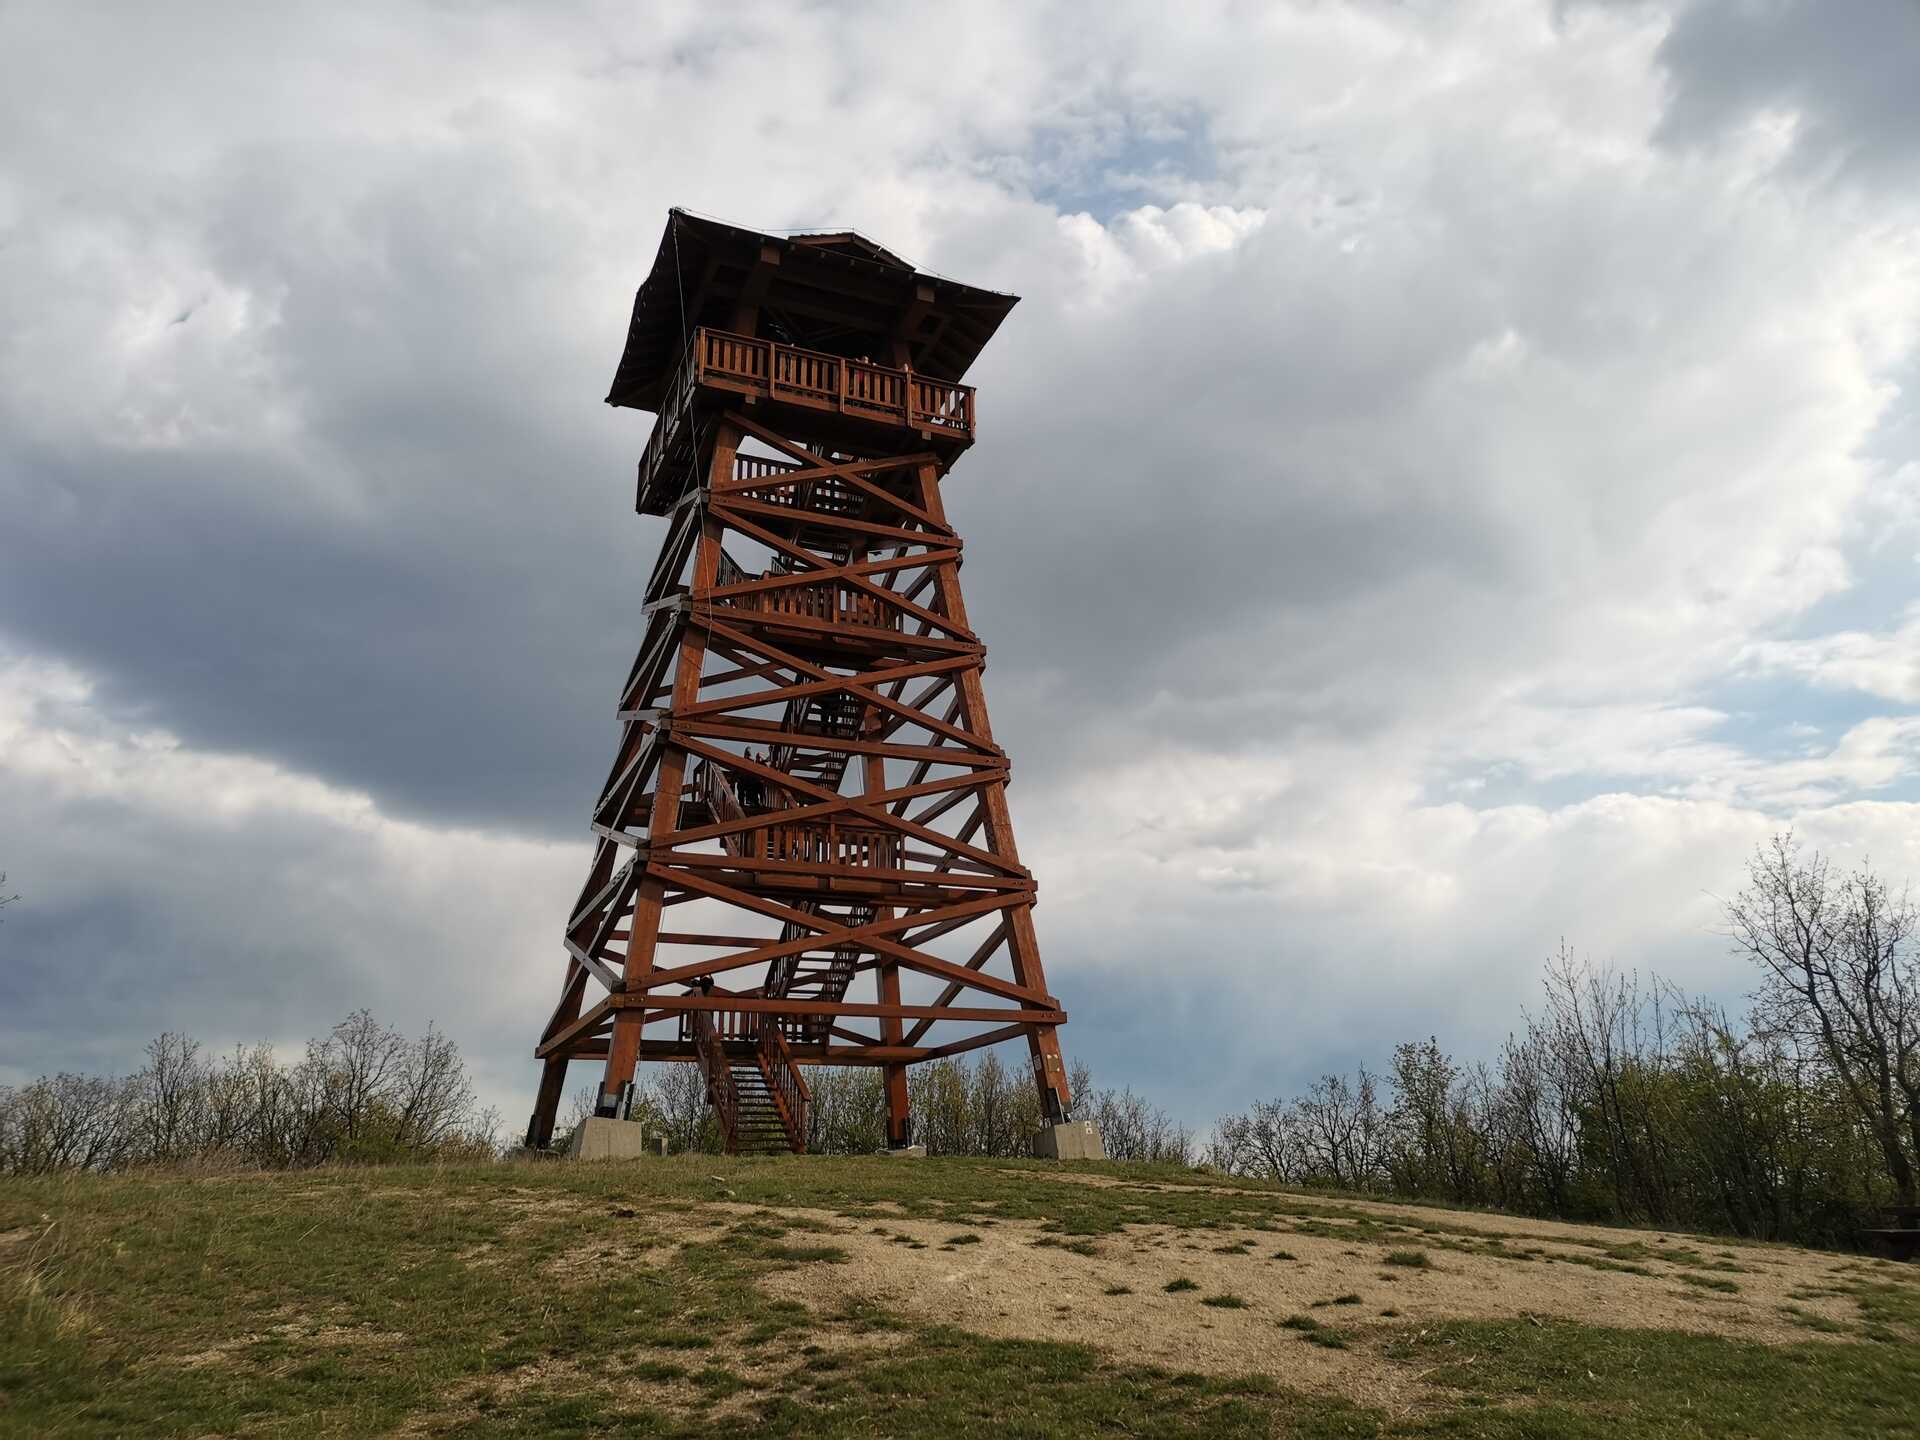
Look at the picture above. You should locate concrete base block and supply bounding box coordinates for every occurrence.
[879,1144,928,1158]
[566,1116,659,1162]
[1032,1121,1106,1161]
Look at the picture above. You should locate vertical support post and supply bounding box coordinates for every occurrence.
[529,950,591,1146]
[598,422,742,1114]
[866,712,911,1148]
[910,459,1073,1123]
[527,1055,570,1149]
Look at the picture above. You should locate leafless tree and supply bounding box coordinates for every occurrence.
[314,1010,408,1148]
[1210,1098,1302,1180]
[0,1074,134,1174]
[1727,833,1920,1205]
[136,1033,207,1164]
[390,1024,477,1152]
[1490,1025,1578,1213]
[1078,1084,1191,1163]
[1294,1071,1387,1188]
[0,1012,500,1174]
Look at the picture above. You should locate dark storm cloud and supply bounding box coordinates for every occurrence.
[1656,0,1920,187]
[0,142,655,834]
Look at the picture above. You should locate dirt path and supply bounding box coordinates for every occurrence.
[748,1188,1891,1409]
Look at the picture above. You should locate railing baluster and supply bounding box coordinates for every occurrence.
[681,326,973,440]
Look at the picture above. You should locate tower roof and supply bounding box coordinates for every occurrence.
[606,209,1020,411]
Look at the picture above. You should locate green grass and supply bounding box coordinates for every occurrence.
[1164,1277,1200,1293]
[1781,1305,1847,1334]
[1201,1294,1249,1309]
[1383,1317,1920,1437]
[1383,1248,1431,1269]
[1558,1250,1656,1277]
[1679,1272,1742,1294]
[2,1156,1918,1437]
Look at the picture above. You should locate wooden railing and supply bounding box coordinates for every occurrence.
[684,1008,780,1044]
[757,1022,810,1152]
[634,338,702,512]
[691,327,975,440]
[750,473,862,517]
[636,328,974,511]
[733,453,802,483]
[677,1010,809,1152]
[689,1010,738,1151]
[716,576,900,630]
[761,819,902,871]
[693,761,901,874]
[729,452,861,520]
[698,760,747,831]
[765,915,817,997]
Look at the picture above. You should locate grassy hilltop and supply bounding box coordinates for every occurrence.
[3,1155,1918,1437]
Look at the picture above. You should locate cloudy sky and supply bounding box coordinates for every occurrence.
[4,0,1919,1134]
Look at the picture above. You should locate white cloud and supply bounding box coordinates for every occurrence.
[1742,603,1920,704]
[1057,203,1268,302]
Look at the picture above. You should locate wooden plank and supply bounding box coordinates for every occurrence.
[563,939,625,995]
[621,995,1065,1025]
[534,995,617,1059]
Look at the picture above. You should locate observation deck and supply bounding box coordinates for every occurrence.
[635,327,975,514]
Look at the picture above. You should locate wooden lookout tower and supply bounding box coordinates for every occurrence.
[526,210,1080,1155]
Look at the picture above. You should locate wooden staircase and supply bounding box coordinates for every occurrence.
[678,545,876,1149]
[729,1061,798,1155]
[687,1009,810,1155]
[764,902,872,1042]
[767,689,865,790]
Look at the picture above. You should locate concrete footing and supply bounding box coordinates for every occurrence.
[567,1117,664,1161]
[1031,1120,1106,1161]
[879,1144,927,1159]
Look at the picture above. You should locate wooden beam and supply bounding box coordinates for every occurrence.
[618,994,1065,1025]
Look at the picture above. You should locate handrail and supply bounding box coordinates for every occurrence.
[714,573,901,631]
[760,818,902,869]
[765,901,871,1030]
[698,761,747,828]
[692,327,974,440]
[757,1021,810,1152]
[690,1010,739,1153]
[733,453,802,482]
[636,325,971,513]
[694,759,899,872]
[635,333,700,510]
